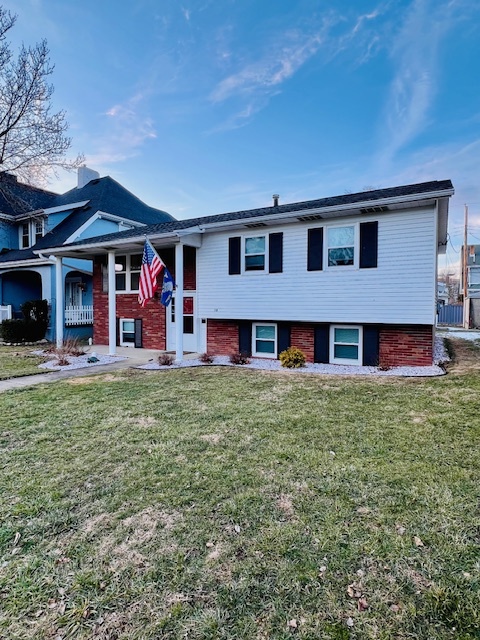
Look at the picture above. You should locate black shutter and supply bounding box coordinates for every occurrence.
[116,318,120,347]
[307,228,323,271]
[362,326,379,366]
[229,237,241,275]
[360,221,378,269]
[314,324,329,363]
[277,323,291,357]
[134,318,143,348]
[269,232,283,273]
[238,321,252,355]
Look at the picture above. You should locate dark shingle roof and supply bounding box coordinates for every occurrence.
[0,174,57,216]
[59,179,454,249]
[0,174,175,263]
[51,176,174,224]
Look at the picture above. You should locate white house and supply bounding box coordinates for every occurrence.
[38,179,454,367]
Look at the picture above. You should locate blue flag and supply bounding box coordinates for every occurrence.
[160,267,175,307]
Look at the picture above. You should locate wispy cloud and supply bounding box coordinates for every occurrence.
[377,0,455,165]
[87,93,157,166]
[211,31,326,103]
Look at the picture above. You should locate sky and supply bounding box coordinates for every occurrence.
[3,0,480,274]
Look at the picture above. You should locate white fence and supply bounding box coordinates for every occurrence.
[65,305,93,326]
[0,305,12,322]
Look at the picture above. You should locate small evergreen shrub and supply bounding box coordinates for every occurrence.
[200,352,215,364]
[229,352,250,365]
[1,318,46,342]
[279,346,306,368]
[158,353,175,366]
[1,299,50,343]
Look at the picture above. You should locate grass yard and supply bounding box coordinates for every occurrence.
[0,345,49,380]
[0,340,479,639]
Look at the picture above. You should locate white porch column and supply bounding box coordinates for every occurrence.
[55,256,64,348]
[175,242,184,362]
[108,250,117,355]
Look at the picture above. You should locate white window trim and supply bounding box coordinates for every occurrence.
[252,322,277,359]
[115,254,142,293]
[243,234,268,274]
[18,218,45,248]
[330,324,363,365]
[119,318,136,347]
[325,222,359,269]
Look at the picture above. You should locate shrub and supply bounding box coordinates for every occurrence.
[200,352,215,364]
[1,299,50,343]
[158,353,175,366]
[57,337,85,357]
[229,352,250,365]
[279,346,306,368]
[1,318,46,343]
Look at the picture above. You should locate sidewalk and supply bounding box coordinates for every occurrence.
[0,346,198,393]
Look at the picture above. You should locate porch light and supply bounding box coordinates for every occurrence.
[115,263,123,272]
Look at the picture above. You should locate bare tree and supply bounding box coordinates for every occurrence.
[0,6,82,188]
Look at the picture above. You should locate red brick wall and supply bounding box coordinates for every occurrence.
[379,325,433,367]
[290,325,315,362]
[92,250,197,349]
[207,320,238,355]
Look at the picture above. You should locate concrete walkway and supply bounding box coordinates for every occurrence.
[0,346,198,393]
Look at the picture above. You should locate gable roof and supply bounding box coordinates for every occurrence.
[41,179,454,256]
[0,173,175,264]
[0,173,57,216]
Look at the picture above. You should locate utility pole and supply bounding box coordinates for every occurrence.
[463,204,469,329]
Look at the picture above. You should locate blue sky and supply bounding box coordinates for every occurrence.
[4,0,480,273]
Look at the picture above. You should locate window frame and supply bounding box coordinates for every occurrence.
[329,325,363,365]
[325,223,358,269]
[252,322,277,358]
[115,254,143,293]
[243,235,268,274]
[119,318,136,347]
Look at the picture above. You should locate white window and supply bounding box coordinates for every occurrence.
[252,323,277,358]
[21,222,30,248]
[327,225,355,267]
[119,318,135,346]
[115,254,142,292]
[330,325,362,365]
[19,218,45,249]
[244,236,266,272]
[34,219,44,243]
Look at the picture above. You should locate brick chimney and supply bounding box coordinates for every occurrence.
[78,165,100,189]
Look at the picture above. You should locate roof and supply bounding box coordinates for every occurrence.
[0,174,175,264]
[46,179,454,254]
[0,173,57,216]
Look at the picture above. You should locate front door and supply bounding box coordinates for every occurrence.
[166,292,204,353]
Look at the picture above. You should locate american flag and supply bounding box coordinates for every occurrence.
[138,239,165,307]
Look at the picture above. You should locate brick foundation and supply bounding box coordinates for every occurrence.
[290,325,315,362]
[206,320,239,355]
[379,325,433,367]
[205,320,434,367]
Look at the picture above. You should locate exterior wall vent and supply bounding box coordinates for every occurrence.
[360,205,388,214]
[297,214,323,222]
[244,222,267,228]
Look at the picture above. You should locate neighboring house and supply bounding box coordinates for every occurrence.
[0,167,174,341]
[39,179,454,367]
[461,244,480,328]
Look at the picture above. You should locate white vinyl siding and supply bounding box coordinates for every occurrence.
[197,207,438,325]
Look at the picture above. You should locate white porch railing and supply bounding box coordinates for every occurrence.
[65,305,93,326]
[0,305,12,322]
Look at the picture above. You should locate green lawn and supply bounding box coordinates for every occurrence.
[0,346,479,639]
[0,345,49,380]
